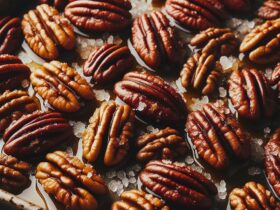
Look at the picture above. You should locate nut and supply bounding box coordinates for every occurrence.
[139,160,217,209]
[136,127,188,163]
[257,1,280,20]
[3,111,73,159]
[36,151,108,210]
[186,103,250,170]
[270,63,280,99]
[21,4,75,60]
[0,17,23,54]
[39,0,76,10]
[82,101,134,167]
[131,11,181,69]
[31,61,95,112]
[112,189,170,210]
[222,0,251,14]
[228,68,276,120]
[240,19,280,64]
[83,44,134,84]
[114,71,187,126]
[229,181,280,210]
[0,154,31,194]
[64,0,132,32]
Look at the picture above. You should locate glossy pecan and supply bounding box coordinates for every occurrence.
[36,151,108,210]
[270,63,280,99]
[3,111,73,159]
[112,189,170,210]
[240,19,280,64]
[257,1,280,20]
[140,160,217,209]
[228,68,276,120]
[83,44,134,84]
[39,0,76,10]
[82,101,134,166]
[222,0,251,14]
[21,4,75,60]
[229,182,280,210]
[114,71,187,126]
[186,103,250,170]
[131,11,181,69]
[31,61,94,112]
[64,0,132,32]
[0,154,31,194]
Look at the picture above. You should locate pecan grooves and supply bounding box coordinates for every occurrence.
[270,63,280,99]
[257,1,280,20]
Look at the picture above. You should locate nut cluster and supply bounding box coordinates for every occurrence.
[257,1,280,20]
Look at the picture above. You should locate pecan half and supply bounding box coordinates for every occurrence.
[131,11,181,69]
[222,0,251,14]
[3,111,73,159]
[39,0,76,10]
[64,0,132,32]
[240,19,280,64]
[228,68,276,120]
[0,154,31,194]
[83,44,134,84]
[0,17,22,54]
[270,63,280,99]
[140,160,217,209]
[31,61,95,112]
[186,103,250,170]
[114,71,187,126]
[21,4,75,60]
[229,182,280,210]
[36,151,108,210]
[82,101,134,167]
[257,1,280,20]
[112,189,170,210]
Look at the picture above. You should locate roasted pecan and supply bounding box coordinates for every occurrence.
[39,0,76,10]
[240,19,280,64]
[82,101,134,166]
[270,63,280,98]
[186,103,250,170]
[0,154,31,194]
[112,189,170,210]
[36,151,108,210]
[228,68,276,120]
[64,0,132,32]
[3,111,73,159]
[229,182,280,210]
[21,4,75,60]
[114,71,187,126]
[257,1,280,20]
[31,61,95,112]
[131,11,181,69]
[83,44,134,84]
[222,0,251,14]
[140,160,217,209]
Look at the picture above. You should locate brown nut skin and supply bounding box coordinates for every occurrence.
[0,154,31,194]
[257,1,280,20]
[112,189,170,210]
[270,63,280,99]
[228,68,276,121]
[240,19,280,64]
[31,61,95,112]
[222,0,251,14]
[21,4,75,60]
[139,160,217,209]
[36,151,108,210]
[3,111,73,159]
[39,0,76,10]
[82,101,135,167]
[83,44,134,84]
[136,127,188,163]
[186,103,250,170]
[229,182,280,210]
[114,71,187,127]
[64,0,132,33]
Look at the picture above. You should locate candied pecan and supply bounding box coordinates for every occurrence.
[228,68,276,120]
[82,101,134,166]
[186,103,250,170]
[39,0,76,10]
[83,44,134,84]
[31,61,95,112]
[21,4,75,60]
[136,127,188,163]
[140,160,217,209]
[240,19,280,64]
[131,11,181,69]
[257,1,280,20]
[229,182,280,210]
[114,71,187,126]
[112,189,170,210]
[3,111,73,159]
[222,0,251,14]
[36,151,108,210]
[64,0,132,32]
[270,63,280,98]
[0,154,31,194]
